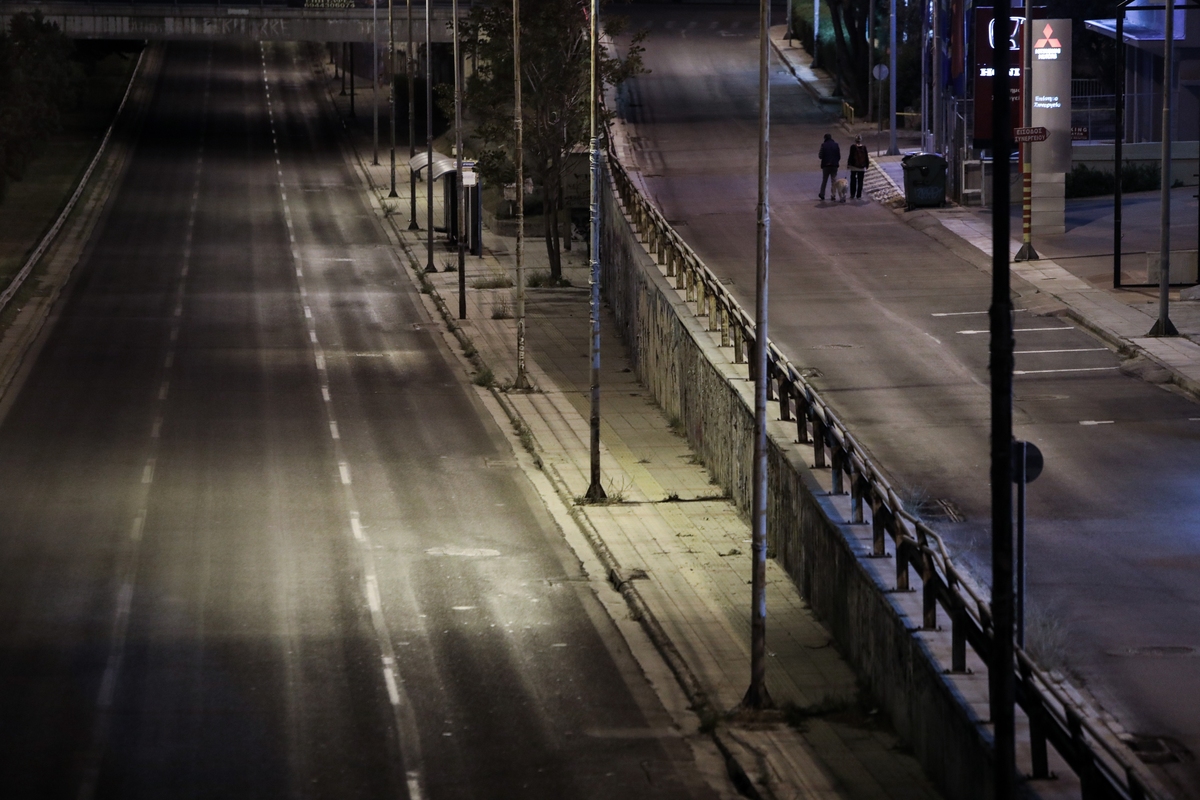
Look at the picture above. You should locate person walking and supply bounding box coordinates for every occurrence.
[848,135,869,199]
[818,133,840,201]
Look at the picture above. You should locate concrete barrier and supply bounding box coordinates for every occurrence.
[598,173,998,799]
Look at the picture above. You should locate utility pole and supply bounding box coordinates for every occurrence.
[868,0,875,123]
[584,0,605,502]
[513,0,528,390]
[888,0,899,154]
[425,0,435,273]
[1149,0,1179,336]
[743,0,773,712]
[1015,0,1038,261]
[931,0,941,153]
[812,0,820,68]
[454,0,466,318]
[989,0,1016,796]
[408,0,419,230]
[373,0,379,165]
[785,0,794,42]
[389,0,398,198]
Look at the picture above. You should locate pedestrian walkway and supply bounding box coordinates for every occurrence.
[315,50,942,800]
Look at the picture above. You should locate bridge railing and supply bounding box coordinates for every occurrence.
[603,136,1168,800]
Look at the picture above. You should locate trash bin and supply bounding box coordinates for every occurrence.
[901,153,948,209]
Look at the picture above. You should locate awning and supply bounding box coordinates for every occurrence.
[408,151,459,180]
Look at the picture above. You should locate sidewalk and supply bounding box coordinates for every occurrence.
[317,55,942,800]
[769,24,1200,402]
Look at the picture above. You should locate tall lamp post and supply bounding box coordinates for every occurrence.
[425,0,435,273]
[408,0,419,230]
[454,0,466,318]
[887,0,899,154]
[1015,0,1038,261]
[584,0,605,501]
[1149,0,1179,337]
[373,0,379,165]
[743,0,773,711]
[389,0,398,198]
[513,0,528,390]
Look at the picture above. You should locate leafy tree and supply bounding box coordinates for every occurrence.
[0,12,82,201]
[462,0,645,280]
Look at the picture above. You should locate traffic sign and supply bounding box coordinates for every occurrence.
[872,64,889,81]
[1013,126,1049,143]
[1011,440,1043,484]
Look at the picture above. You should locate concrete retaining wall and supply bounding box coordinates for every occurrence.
[599,174,997,799]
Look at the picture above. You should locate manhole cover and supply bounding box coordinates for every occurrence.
[1109,645,1196,658]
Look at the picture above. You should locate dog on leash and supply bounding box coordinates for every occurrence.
[831,178,849,203]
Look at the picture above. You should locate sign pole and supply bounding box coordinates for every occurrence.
[1149,0,1179,337]
[1015,0,1038,261]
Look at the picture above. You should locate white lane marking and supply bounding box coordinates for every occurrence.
[407,773,423,800]
[329,421,339,439]
[164,353,174,369]
[1014,367,1119,375]
[150,418,162,439]
[1015,348,1106,355]
[158,381,169,400]
[169,327,179,343]
[1080,420,1115,426]
[452,606,477,611]
[142,460,155,484]
[366,575,382,613]
[296,267,303,278]
[958,326,1074,335]
[338,462,351,485]
[309,330,318,343]
[321,386,331,402]
[315,353,326,371]
[174,304,182,317]
[350,512,364,542]
[304,306,312,319]
[280,191,287,202]
[130,515,145,542]
[383,666,401,706]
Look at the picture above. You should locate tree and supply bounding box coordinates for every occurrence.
[825,0,872,113]
[0,12,82,202]
[462,0,644,281]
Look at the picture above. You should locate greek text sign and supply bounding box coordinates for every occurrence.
[1030,19,1071,173]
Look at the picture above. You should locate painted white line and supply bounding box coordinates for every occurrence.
[1015,347,1106,355]
[164,353,173,369]
[322,386,331,402]
[1014,367,1119,375]
[383,667,401,706]
[407,772,423,800]
[451,606,476,611]
[304,306,312,319]
[959,326,1074,335]
[366,575,382,613]
[296,267,303,278]
[142,460,155,484]
[174,304,182,317]
[309,330,318,343]
[169,327,179,343]
[350,512,364,542]
[158,382,169,400]
[315,353,326,371]
[130,515,145,542]
[329,421,340,439]
[151,418,162,439]
[1080,420,1115,426]
[338,462,351,485]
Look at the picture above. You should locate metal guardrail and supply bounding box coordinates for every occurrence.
[603,137,1169,800]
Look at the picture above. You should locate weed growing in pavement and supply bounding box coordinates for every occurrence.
[491,297,512,320]
[443,261,457,273]
[462,344,477,358]
[526,271,572,288]
[1025,601,1070,673]
[472,368,493,387]
[472,270,513,289]
[667,414,685,437]
[512,419,540,467]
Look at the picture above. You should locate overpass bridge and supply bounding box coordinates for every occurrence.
[0,1,455,42]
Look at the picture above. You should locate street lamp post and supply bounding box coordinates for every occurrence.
[373,0,379,165]
[1015,0,1038,261]
[1149,0,1179,337]
[425,0,435,273]
[408,0,419,230]
[513,0,528,390]
[887,0,899,154]
[743,0,773,712]
[584,0,605,502]
[454,0,466,318]
[389,0,398,198]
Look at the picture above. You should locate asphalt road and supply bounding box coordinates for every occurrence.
[617,4,1200,794]
[0,42,722,799]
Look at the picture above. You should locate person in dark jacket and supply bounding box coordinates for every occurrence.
[847,135,869,199]
[818,133,840,201]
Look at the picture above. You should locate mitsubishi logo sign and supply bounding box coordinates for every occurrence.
[1034,23,1062,59]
